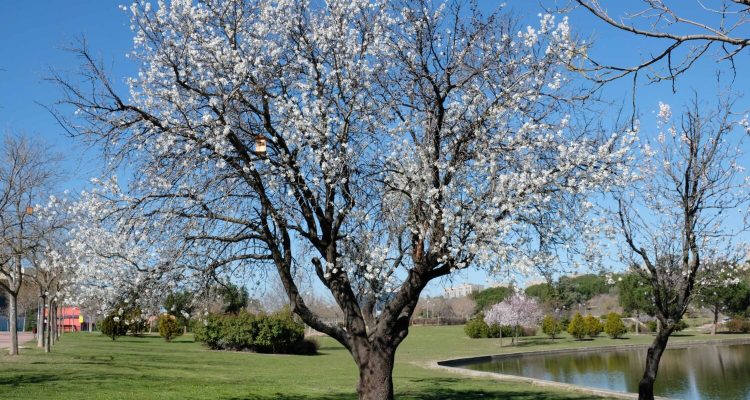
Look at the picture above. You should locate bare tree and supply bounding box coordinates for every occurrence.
[0,135,58,355]
[615,97,750,400]
[573,0,750,86]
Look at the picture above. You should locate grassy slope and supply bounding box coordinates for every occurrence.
[0,326,746,400]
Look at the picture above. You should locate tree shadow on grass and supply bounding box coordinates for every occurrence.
[226,377,607,400]
[0,373,61,386]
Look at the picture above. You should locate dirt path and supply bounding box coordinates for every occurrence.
[0,332,35,350]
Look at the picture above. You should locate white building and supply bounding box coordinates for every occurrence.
[444,284,483,299]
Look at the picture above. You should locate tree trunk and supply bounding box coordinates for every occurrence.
[356,347,396,400]
[36,298,43,348]
[635,311,640,335]
[44,298,51,352]
[638,325,672,400]
[55,304,61,341]
[8,294,18,355]
[712,304,719,335]
[50,302,56,346]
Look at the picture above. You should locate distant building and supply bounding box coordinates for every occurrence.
[45,306,82,332]
[444,284,483,299]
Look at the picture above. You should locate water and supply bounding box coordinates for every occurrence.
[459,343,750,400]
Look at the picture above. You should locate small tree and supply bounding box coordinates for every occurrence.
[584,314,603,338]
[697,262,750,335]
[219,283,249,315]
[541,314,562,339]
[485,294,543,345]
[158,314,183,342]
[604,312,627,339]
[164,291,194,330]
[618,271,657,335]
[568,312,587,340]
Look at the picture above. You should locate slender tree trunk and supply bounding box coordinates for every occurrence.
[712,304,719,335]
[36,298,43,348]
[638,325,673,400]
[355,345,396,400]
[50,302,56,346]
[8,294,18,355]
[89,315,93,333]
[55,304,61,341]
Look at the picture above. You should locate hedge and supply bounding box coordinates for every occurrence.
[193,309,317,354]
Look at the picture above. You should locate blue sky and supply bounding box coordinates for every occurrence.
[1,1,749,297]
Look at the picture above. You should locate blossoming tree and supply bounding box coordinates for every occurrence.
[615,99,750,400]
[54,1,634,398]
[484,293,543,345]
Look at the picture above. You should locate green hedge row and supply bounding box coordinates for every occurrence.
[193,309,317,354]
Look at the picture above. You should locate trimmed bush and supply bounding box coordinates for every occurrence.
[568,312,586,340]
[584,314,603,338]
[604,312,627,339]
[193,309,312,354]
[464,315,490,338]
[158,314,184,342]
[541,314,562,339]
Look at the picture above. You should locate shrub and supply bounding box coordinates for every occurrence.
[673,319,688,332]
[158,314,184,342]
[193,310,313,354]
[464,315,489,338]
[568,312,587,340]
[291,338,320,355]
[646,320,658,333]
[100,314,128,341]
[193,314,226,349]
[541,314,562,339]
[604,313,627,339]
[584,314,603,338]
[725,317,750,333]
[487,323,515,338]
[255,309,305,353]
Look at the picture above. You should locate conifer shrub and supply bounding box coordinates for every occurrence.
[604,312,627,339]
[584,314,603,338]
[567,312,587,340]
[541,314,562,339]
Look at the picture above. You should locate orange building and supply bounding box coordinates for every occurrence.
[44,306,82,332]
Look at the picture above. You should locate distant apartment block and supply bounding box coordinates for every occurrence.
[444,284,483,299]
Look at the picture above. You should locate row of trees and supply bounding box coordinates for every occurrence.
[469,269,750,336]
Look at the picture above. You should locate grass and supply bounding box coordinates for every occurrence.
[0,326,747,399]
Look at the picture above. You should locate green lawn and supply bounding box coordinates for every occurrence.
[0,327,746,399]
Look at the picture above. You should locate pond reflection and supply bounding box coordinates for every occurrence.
[460,343,750,399]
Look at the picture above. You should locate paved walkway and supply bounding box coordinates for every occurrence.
[0,332,34,349]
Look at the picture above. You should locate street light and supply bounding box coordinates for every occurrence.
[425,300,432,320]
[25,206,33,215]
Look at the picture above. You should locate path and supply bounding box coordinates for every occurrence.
[0,332,35,350]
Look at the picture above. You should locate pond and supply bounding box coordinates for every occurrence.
[455,342,750,400]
